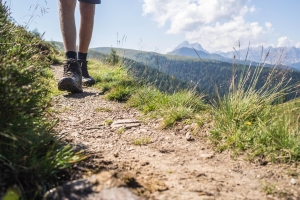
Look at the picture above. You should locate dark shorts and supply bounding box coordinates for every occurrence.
[79,0,101,4]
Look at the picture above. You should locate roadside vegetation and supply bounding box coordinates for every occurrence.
[210,59,300,162]
[1,0,299,198]
[0,3,85,199]
[88,46,300,164]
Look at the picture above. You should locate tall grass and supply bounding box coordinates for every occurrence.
[0,3,85,199]
[128,86,206,128]
[210,47,300,162]
[88,59,136,102]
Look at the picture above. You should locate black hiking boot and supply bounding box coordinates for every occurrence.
[58,58,83,93]
[78,59,95,86]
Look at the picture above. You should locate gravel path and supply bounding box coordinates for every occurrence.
[49,65,300,200]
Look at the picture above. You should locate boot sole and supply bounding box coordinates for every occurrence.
[58,78,83,93]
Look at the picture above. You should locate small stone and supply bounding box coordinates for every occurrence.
[59,130,68,135]
[183,125,191,130]
[199,153,214,159]
[127,147,134,151]
[291,178,297,185]
[140,129,147,133]
[186,132,194,141]
[113,152,119,158]
[68,116,79,121]
[71,132,78,137]
[141,162,150,166]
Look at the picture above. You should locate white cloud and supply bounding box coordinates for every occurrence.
[277,36,293,47]
[296,42,300,48]
[249,5,256,12]
[265,22,273,31]
[142,0,272,52]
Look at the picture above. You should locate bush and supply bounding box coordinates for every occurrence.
[0,3,84,199]
[107,48,120,65]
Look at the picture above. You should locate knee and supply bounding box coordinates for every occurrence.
[59,0,76,9]
[80,2,95,15]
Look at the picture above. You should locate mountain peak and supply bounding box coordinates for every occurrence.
[173,41,209,53]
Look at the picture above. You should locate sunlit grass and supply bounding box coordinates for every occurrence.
[210,54,300,162]
[0,3,86,199]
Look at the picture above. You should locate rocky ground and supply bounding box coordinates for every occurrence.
[46,65,300,200]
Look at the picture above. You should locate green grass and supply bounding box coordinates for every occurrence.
[88,44,300,163]
[105,119,113,126]
[210,59,300,162]
[88,52,207,129]
[88,60,136,101]
[128,87,207,128]
[132,137,151,146]
[0,3,85,199]
[88,50,207,129]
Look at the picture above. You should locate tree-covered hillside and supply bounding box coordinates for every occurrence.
[52,42,300,100]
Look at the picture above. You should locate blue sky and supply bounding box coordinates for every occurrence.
[8,0,300,53]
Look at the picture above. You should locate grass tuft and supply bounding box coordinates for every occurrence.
[210,51,300,162]
[128,87,207,128]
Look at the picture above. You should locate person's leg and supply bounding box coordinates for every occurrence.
[58,0,77,58]
[77,1,96,86]
[78,1,95,54]
[57,0,82,93]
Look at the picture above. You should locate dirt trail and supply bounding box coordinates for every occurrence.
[50,65,300,200]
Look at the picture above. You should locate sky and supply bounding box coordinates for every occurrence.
[7,0,300,53]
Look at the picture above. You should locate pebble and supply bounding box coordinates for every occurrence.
[199,153,214,159]
[186,132,194,141]
[114,152,119,158]
[71,132,78,137]
[291,178,297,185]
[141,162,150,166]
[140,128,147,133]
[68,116,79,121]
[183,125,191,130]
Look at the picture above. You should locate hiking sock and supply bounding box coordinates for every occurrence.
[65,51,77,60]
[78,52,88,60]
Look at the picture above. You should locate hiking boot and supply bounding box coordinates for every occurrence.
[58,58,83,93]
[78,59,95,86]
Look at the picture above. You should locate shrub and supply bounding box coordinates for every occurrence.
[0,3,84,199]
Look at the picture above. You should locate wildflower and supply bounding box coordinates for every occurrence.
[246,121,252,126]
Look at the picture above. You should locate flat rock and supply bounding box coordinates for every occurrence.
[111,119,141,129]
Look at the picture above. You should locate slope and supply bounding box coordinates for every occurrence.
[45,59,300,199]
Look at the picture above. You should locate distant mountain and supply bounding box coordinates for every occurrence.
[173,41,209,53]
[217,46,300,70]
[167,41,241,63]
[167,47,231,62]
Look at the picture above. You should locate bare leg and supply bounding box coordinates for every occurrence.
[58,0,77,52]
[58,0,82,93]
[78,1,95,53]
